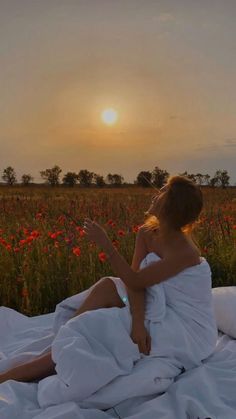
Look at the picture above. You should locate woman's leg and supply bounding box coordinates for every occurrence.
[0,278,125,384]
[72,277,125,317]
[0,351,55,384]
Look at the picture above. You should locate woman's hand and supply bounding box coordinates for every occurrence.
[83,218,110,249]
[130,321,151,355]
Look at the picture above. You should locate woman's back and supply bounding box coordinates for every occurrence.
[139,252,218,369]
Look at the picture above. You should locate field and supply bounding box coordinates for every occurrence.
[0,185,236,316]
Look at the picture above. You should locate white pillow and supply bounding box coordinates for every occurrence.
[212,287,236,338]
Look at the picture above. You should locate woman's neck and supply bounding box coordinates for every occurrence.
[158,222,183,243]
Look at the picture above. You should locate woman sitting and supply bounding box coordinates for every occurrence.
[0,175,218,387]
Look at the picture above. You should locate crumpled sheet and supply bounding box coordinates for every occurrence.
[0,308,236,419]
[0,251,234,418]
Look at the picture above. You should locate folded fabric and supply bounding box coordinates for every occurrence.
[212,286,236,338]
[37,252,218,409]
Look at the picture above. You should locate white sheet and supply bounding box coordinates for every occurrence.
[0,253,235,418]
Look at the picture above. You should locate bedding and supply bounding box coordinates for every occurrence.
[0,253,235,418]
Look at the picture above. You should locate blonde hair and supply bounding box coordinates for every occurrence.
[143,175,203,238]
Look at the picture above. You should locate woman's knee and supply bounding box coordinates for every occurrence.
[91,277,125,308]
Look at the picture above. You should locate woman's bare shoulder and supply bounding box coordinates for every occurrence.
[171,238,201,266]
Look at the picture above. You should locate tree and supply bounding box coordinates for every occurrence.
[106,173,124,187]
[179,171,197,183]
[195,173,204,186]
[93,174,106,187]
[62,172,79,187]
[152,167,169,188]
[203,174,211,186]
[21,174,34,186]
[210,175,220,188]
[77,169,94,187]
[40,165,62,186]
[136,171,152,187]
[2,166,17,185]
[213,170,230,188]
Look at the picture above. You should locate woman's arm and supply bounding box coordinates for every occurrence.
[125,227,147,320]
[84,218,191,290]
[103,239,193,290]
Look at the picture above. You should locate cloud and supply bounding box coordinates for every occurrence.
[195,139,236,152]
[169,115,184,121]
[157,13,176,23]
[223,138,236,147]
[194,142,219,152]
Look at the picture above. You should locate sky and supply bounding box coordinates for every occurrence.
[0,0,235,184]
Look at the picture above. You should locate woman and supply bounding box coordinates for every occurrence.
[0,175,217,385]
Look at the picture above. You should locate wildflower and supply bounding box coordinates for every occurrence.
[65,237,73,246]
[76,226,85,237]
[99,252,107,262]
[50,233,58,239]
[30,230,40,238]
[35,212,43,220]
[118,229,125,237]
[14,247,21,253]
[21,287,29,298]
[72,246,81,257]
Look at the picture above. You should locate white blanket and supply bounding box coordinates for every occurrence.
[0,253,236,418]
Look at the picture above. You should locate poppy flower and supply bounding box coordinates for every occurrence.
[72,247,81,257]
[99,252,107,262]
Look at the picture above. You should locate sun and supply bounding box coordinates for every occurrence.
[101,108,118,125]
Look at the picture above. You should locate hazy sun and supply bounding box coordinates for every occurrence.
[101,108,118,125]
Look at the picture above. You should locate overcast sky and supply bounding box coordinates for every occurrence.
[0,0,235,184]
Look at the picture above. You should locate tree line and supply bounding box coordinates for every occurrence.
[0,165,231,188]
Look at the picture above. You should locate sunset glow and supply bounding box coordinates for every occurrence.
[101,108,118,125]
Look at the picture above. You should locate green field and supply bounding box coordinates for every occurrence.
[0,186,235,316]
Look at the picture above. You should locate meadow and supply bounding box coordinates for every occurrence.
[0,185,235,316]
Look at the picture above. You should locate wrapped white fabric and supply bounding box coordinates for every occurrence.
[0,252,224,419]
[212,286,236,338]
[38,252,218,409]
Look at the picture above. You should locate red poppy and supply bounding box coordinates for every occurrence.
[72,247,81,257]
[99,252,107,262]
[31,230,40,238]
[21,287,29,298]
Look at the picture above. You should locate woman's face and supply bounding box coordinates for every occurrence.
[147,184,168,217]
